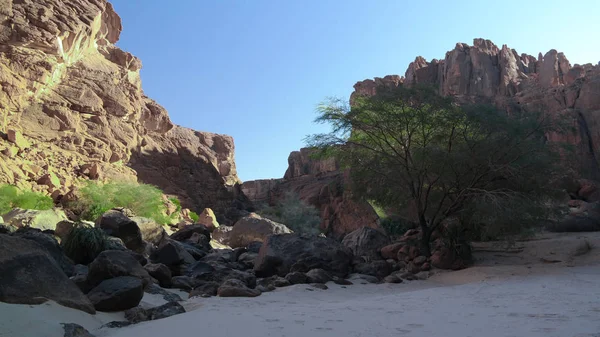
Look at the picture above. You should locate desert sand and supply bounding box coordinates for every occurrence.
[2,232,599,337]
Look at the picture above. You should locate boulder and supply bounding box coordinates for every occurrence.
[150,240,196,274]
[87,250,151,287]
[285,272,308,285]
[246,241,263,253]
[306,268,333,284]
[131,216,167,246]
[380,243,404,260]
[170,224,211,242]
[217,279,261,297]
[257,276,291,289]
[87,276,144,312]
[211,225,233,245]
[0,235,95,314]
[55,220,76,241]
[254,234,353,277]
[13,228,75,276]
[353,260,392,279]
[95,210,144,253]
[196,208,220,231]
[171,276,203,291]
[342,227,390,261]
[189,282,220,298]
[144,263,172,288]
[238,252,258,268]
[124,301,185,323]
[70,264,93,293]
[1,208,67,231]
[383,274,403,283]
[62,323,95,337]
[347,273,379,284]
[227,213,292,248]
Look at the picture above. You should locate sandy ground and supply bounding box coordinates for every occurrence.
[2,231,600,337]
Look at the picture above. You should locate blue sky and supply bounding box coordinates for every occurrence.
[110,0,599,182]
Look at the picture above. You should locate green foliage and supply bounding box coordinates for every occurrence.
[369,200,416,237]
[258,191,322,235]
[189,211,200,222]
[61,223,123,264]
[169,197,182,213]
[307,85,575,253]
[0,184,54,214]
[75,181,172,224]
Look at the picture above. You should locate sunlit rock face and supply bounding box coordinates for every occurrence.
[353,39,600,178]
[0,0,245,224]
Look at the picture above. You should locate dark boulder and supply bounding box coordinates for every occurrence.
[13,227,75,276]
[254,234,353,278]
[306,269,332,284]
[353,260,392,279]
[227,213,292,248]
[124,301,185,323]
[171,224,211,242]
[144,263,172,288]
[150,240,196,274]
[189,282,220,298]
[87,276,144,312]
[0,235,95,314]
[217,279,261,297]
[342,227,390,261]
[285,272,308,285]
[95,210,144,253]
[171,276,203,291]
[87,250,151,288]
[62,323,95,337]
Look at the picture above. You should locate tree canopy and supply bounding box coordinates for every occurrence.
[307,85,575,254]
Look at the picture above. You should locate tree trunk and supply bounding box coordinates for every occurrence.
[418,213,432,257]
[420,228,432,257]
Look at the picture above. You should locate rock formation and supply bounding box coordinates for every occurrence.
[354,38,600,178]
[0,0,246,224]
[242,148,380,239]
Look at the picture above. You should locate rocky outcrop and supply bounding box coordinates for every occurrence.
[353,38,600,178]
[225,213,292,248]
[0,0,246,224]
[242,149,380,238]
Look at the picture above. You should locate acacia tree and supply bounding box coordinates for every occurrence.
[307,85,574,255]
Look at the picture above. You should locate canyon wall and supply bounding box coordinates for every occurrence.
[0,0,246,224]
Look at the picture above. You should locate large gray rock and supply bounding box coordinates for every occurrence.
[95,210,144,253]
[88,250,151,288]
[150,240,196,275]
[13,228,75,276]
[0,235,95,314]
[144,263,172,288]
[131,216,167,246]
[1,208,67,231]
[124,301,185,323]
[342,227,390,261]
[87,276,144,312]
[254,233,353,277]
[227,213,292,248]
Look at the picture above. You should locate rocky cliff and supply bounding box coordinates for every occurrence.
[242,148,380,239]
[353,38,600,177]
[0,0,245,223]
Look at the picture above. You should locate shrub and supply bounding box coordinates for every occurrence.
[0,184,54,214]
[61,224,124,264]
[258,191,322,235]
[169,197,182,213]
[74,181,172,224]
[368,200,416,237]
[189,211,199,222]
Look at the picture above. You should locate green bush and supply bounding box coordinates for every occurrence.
[61,224,124,264]
[0,184,54,214]
[169,197,182,213]
[74,181,172,224]
[189,211,199,222]
[380,217,417,237]
[258,191,322,235]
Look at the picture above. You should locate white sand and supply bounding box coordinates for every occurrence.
[98,266,600,337]
[2,232,600,337]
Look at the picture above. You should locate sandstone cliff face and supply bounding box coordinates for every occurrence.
[242,149,380,239]
[353,38,600,177]
[0,0,244,223]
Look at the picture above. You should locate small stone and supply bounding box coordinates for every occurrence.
[383,274,403,283]
[310,283,328,290]
[7,130,30,150]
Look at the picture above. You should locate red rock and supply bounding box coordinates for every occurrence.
[380,243,404,260]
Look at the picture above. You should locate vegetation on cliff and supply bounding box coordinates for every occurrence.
[258,191,322,235]
[73,182,176,224]
[308,85,574,255]
[0,185,54,214]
